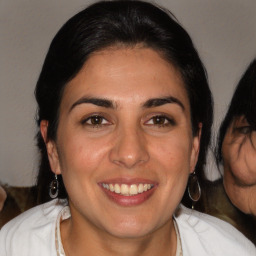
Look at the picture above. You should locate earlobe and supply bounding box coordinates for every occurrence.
[40,120,61,175]
[190,123,202,173]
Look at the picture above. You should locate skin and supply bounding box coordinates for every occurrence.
[41,46,200,256]
[222,116,256,216]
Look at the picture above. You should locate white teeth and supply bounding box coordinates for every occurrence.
[109,184,114,192]
[138,184,144,193]
[114,184,121,194]
[121,184,129,195]
[102,183,154,196]
[129,184,138,195]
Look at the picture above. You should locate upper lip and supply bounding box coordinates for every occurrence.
[98,177,158,185]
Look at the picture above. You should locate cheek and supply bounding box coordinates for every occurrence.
[150,133,192,177]
[56,135,112,207]
[222,141,230,164]
[231,148,256,185]
[58,132,111,176]
[223,176,239,211]
[150,136,191,215]
[157,132,192,161]
[222,136,256,185]
[222,139,239,176]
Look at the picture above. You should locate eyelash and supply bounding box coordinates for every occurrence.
[234,126,252,135]
[145,115,176,127]
[80,114,176,129]
[81,115,110,128]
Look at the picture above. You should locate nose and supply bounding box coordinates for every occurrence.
[109,126,149,169]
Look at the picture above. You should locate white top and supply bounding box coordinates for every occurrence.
[0,199,255,256]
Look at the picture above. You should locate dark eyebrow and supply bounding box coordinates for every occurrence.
[69,97,114,112]
[142,96,185,110]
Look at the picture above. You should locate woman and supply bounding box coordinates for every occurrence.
[218,59,256,217]
[218,59,256,219]
[0,1,255,255]
[195,59,256,244]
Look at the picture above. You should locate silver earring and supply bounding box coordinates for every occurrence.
[49,174,59,199]
[187,171,201,209]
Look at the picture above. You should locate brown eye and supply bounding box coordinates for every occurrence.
[153,116,168,125]
[90,116,103,125]
[82,115,109,126]
[145,115,175,127]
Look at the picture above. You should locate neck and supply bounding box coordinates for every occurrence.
[60,213,177,256]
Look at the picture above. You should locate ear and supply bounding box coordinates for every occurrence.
[189,123,202,173]
[40,120,62,175]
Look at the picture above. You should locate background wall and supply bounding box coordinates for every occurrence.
[1,0,256,186]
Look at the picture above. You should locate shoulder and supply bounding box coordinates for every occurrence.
[175,205,256,256]
[0,199,67,256]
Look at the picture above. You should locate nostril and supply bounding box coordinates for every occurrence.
[109,128,150,168]
[109,145,149,168]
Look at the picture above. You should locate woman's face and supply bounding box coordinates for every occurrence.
[43,47,200,238]
[222,116,256,215]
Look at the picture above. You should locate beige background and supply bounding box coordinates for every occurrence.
[1,0,256,186]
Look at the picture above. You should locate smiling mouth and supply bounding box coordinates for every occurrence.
[101,183,154,196]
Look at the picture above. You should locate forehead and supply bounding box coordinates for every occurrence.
[61,46,190,111]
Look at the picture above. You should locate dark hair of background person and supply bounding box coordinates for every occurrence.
[216,59,256,166]
[35,0,213,205]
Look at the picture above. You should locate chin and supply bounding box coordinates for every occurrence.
[102,217,156,239]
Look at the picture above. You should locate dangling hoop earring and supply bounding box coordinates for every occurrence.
[187,171,201,209]
[49,174,59,199]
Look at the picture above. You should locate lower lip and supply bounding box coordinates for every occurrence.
[100,186,157,207]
